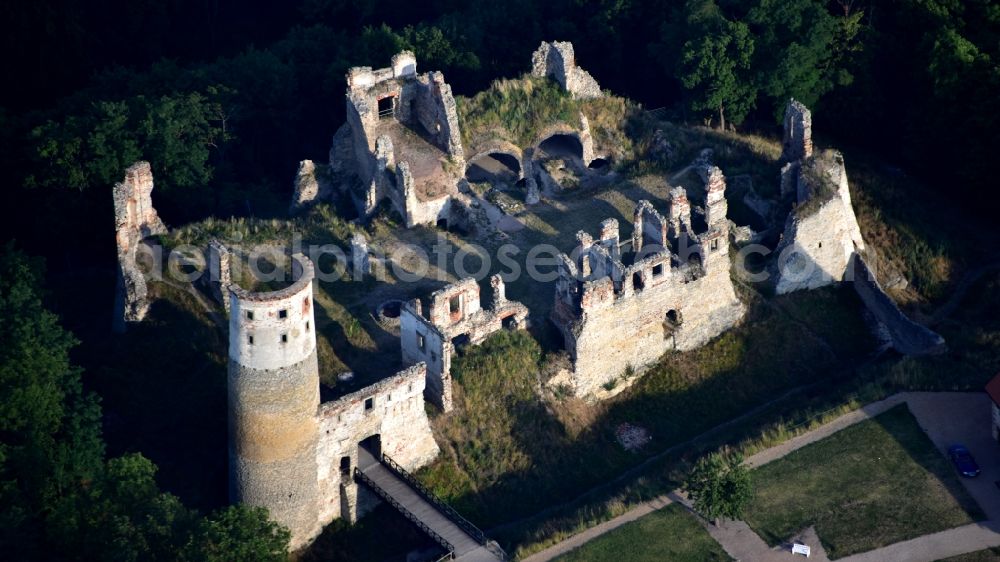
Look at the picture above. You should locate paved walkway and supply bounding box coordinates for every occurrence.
[524,392,1000,562]
[357,449,503,562]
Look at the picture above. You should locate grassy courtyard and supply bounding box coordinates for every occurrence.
[744,404,983,559]
[554,504,730,562]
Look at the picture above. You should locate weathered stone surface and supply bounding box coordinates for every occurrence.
[290,160,333,214]
[553,175,745,397]
[112,161,167,333]
[531,41,602,100]
[400,277,529,411]
[774,150,865,294]
[343,52,465,227]
[227,254,321,549]
[850,254,945,355]
[781,99,813,162]
[227,255,441,548]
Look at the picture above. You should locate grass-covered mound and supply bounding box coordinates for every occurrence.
[456,76,636,157]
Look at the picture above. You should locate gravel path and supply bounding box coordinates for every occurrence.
[524,392,1000,562]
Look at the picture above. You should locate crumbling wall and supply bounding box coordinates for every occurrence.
[782,99,813,162]
[290,160,333,214]
[400,276,529,411]
[850,254,946,355]
[316,363,439,524]
[410,71,465,163]
[553,196,745,398]
[112,161,167,333]
[774,151,866,294]
[205,239,232,313]
[530,41,602,100]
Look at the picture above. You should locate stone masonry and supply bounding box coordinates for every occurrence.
[552,170,745,397]
[112,161,166,333]
[531,41,603,100]
[400,275,529,411]
[226,254,440,550]
[342,51,465,227]
[781,99,813,162]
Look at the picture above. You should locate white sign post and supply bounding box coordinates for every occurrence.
[792,543,811,558]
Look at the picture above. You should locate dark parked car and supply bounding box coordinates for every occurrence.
[948,445,981,478]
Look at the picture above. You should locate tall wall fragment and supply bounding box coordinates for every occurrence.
[112,161,167,333]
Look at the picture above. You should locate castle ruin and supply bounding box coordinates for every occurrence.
[339,51,466,227]
[551,168,746,397]
[530,41,603,100]
[112,161,166,333]
[400,275,529,411]
[226,254,440,549]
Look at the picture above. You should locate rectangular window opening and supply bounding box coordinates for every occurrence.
[278,309,288,319]
[246,311,254,320]
[364,397,374,411]
[280,333,288,344]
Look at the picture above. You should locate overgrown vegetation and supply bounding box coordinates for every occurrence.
[457,77,582,149]
[0,244,289,561]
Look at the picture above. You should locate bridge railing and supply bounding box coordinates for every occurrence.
[354,467,456,560]
[381,453,509,561]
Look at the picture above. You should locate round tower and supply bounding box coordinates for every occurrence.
[227,253,320,548]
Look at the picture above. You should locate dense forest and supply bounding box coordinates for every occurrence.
[2,0,999,559]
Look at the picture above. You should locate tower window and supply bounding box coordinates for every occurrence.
[652,263,664,277]
[305,321,310,332]
[711,239,720,251]
[246,311,254,320]
[280,333,288,344]
[278,309,288,319]
[247,335,254,345]
[417,332,426,352]
[364,397,374,411]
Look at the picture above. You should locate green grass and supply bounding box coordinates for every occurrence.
[457,76,581,150]
[745,404,982,559]
[938,548,1000,562]
[418,286,876,534]
[553,504,731,562]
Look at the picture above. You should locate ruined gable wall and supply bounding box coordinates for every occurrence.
[530,41,602,100]
[315,364,439,524]
[410,72,465,163]
[113,161,167,332]
[400,302,453,411]
[774,152,865,294]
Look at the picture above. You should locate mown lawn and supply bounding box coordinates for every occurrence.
[745,404,982,559]
[554,504,730,562]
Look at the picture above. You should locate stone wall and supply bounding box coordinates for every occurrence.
[774,150,865,294]
[112,161,167,333]
[530,41,602,100]
[553,189,745,397]
[850,254,945,355]
[227,254,321,550]
[290,160,333,214]
[781,99,813,162]
[400,276,529,411]
[342,52,465,227]
[315,363,438,524]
